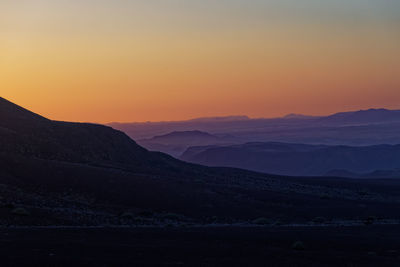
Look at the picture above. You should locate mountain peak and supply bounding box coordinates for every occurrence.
[187,115,250,122]
[283,113,315,119]
[154,130,215,138]
[0,97,49,131]
[0,96,152,166]
[320,108,400,124]
[148,131,219,143]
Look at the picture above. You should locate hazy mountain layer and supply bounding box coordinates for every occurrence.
[181,142,400,177]
[110,109,400,147]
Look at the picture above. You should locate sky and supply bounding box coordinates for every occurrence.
[1,0,400,123]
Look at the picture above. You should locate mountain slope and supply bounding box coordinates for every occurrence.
[0,97,166,169]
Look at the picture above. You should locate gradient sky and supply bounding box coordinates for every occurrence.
[1,0,399,122]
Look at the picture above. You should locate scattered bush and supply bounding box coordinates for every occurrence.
[120,212,134,219]
[292,241,305,251]
[11,207,30,216]
[3,203,15,209]
[312,217,326,224]
[319,194,331,200]
[252,218,272,225]
[358,190,369,197]
[364,216,376,225]
[137,211,154,217]
[206,216,219,223]
[162,213,181,221]
[132,217,147,224]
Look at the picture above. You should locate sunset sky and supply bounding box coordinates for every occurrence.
[1,0,399,123]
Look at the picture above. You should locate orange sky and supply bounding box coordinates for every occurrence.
[1,1,400,123]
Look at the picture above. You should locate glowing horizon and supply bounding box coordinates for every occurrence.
[1,0,399,123]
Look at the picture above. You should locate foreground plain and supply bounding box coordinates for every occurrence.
[0,225,399,266]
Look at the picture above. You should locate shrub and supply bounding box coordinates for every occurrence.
[162,213,181,221]
[312,217,326,224]
[319,194,331,200]
[252,218,272,225]
[137,211,154,217]
[364,216,376,225]
[292,241,305,251]
[11,207,30,216]
[132,217,146,224]
[120,212,134,219]
[3,203,15,209]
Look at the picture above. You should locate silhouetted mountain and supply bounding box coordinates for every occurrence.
[181,142,400,177]
[0,97,154,168]
[1,97,400,227]
[187,115,250,122]
[318,109,400,125]
[146,130,219,143]
[137,130,237,157]
[283,113,316,120]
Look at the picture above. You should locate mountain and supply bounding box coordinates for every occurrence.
[318,109,400,125]
[137,130,238,157]
[186,115,250,122]
[144,131,220,144]
[109,108,400,147]
[0,97,155,168]
[283,113,316,120]
[1,96,400,227]
[181,142,400,177]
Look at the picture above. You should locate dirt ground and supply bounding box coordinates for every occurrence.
[0,225,399,266]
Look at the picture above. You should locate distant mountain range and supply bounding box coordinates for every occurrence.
[181,142,400,178]
[108,108,400,177]
[109,108,400,148]
[318,109,400,125]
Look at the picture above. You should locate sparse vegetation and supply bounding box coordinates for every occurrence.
[312,217,327,224]
[3,203,15,209]
[162,213,182,221]
[137,211,154,217]
[252,217,272,225]
[11,207,30,216]
[319,194,331,200]
[358,190,369,197]
[292,241,305,251]
[364,216,377,225]
[120,212,134,219]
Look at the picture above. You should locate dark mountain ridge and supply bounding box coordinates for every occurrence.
[148,130,218,142]
[317,108,400,125]
[0,97,153,168]
[137,130,237,157]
